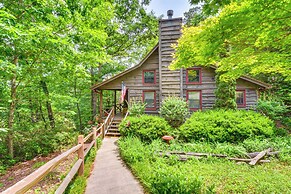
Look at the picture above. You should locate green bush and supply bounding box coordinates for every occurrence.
[160,96,189,128]
[178,110,275,143]
[128,100,146,117]
[256,99,288,121]
[119,115,173,142]
[256,99,290,129]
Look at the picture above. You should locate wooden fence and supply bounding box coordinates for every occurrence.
[2,107,116,194]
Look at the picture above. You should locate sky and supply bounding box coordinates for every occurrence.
[146,0,191,18]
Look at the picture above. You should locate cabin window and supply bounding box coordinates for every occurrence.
[236,90,246,107]
[143,70,156,85]
[187,90,201,110]
[143,91,156,110]
[186,68,201,84]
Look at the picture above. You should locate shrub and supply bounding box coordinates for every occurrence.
[160,96,189,128]
[128,100,146,117]
[256,99,288,121]
[178,110,275,143]
[256,99,290,129]
[119,115,173,142]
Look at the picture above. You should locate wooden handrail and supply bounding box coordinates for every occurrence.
[124,111,129,120]
[103,107,114,136]
[84,132,93,142]
[55,159,83,194]
[2,144,82,194]
[2,123,102,194]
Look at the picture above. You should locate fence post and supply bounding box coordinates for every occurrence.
[93,126,97,148]
[102,124,105,139]
[78,135,84,175]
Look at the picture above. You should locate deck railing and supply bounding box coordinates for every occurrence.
[2,108,115,194]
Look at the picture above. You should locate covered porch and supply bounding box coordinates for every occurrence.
[95,89,128,120]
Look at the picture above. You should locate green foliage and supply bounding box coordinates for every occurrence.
[241,137,291,163]
[118,138,205,194]
[184,6,207,27]
[119,115,173,142]
[214,72,237,110]
[32,161,46,169]
[172,0,291,82]
[119,137,291,193]
[0,0,158,161]
[128,100,146,117]
[257,99,288,121]
[256,99,290,130]
[178,110,275,142]
[159,96,189,128]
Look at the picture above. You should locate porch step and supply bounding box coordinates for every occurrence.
[105,119,121,137]
[108,128,120,132]
[106,132,121,137]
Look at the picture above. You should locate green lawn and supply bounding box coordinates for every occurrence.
[118,137,291,194]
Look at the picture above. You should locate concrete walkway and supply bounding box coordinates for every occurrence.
[85,138,144,194]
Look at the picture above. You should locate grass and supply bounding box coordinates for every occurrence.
[32,161,46,169]
[118,136,291,194]
[64,138,101,194]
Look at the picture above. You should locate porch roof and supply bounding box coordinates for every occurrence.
[91,44,159,91]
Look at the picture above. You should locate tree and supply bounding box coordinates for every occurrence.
[0,0,113,158]
[184,6,207,26]
[171,0,291,82]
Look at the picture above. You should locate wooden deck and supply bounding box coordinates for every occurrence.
[85,138,144,194]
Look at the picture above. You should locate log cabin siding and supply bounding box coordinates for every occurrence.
[182,67,260,110]
[236,79,259,109]
[183,67,216,109]
[98,49,160,113]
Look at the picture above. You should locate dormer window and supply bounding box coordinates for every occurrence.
[186,68,202,84]
[143,70,156,85]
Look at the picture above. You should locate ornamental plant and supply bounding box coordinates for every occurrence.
[128,100,146,117]
[160,96,189,128]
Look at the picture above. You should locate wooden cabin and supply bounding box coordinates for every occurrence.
[91,11,271,117]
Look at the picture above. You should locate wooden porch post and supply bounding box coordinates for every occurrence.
[99,90,103,118]
[114,90,117,114]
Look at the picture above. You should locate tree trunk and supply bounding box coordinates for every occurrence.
[40,80,55,128]
[74,79,83,130]
[7,57,18,158]
[39,100,47,129]
[90,67,97,119]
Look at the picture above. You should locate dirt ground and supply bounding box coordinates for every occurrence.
[0,151,77,193]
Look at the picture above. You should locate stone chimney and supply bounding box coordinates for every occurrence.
[158,10,183,101]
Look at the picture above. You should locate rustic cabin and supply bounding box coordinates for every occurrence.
[91,10,271,119]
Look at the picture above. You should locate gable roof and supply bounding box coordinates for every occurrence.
[91,44,271,90]
[91,44,159,90]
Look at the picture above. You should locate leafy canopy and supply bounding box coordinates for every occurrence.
[171,0,291,82]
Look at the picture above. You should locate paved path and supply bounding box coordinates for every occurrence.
[85,138,144,194]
